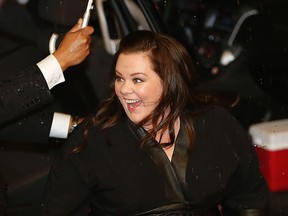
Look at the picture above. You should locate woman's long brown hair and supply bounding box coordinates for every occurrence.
[71,30,229,154]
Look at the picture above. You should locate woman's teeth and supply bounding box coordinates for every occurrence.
[125,99,140,104]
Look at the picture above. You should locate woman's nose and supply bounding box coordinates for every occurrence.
[120,81,133,94]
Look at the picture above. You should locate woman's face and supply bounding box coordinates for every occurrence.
[115,52,163,126]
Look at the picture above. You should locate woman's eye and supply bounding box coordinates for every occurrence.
[133,78,143,83]
[115,76,124,82]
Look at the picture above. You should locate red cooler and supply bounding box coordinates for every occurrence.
[249,119,288,192]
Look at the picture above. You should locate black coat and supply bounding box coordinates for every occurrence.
[42,106,269,215]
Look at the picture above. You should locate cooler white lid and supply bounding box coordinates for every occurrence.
[249,119,288,151]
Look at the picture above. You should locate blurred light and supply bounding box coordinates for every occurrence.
[17,0,29,5]
[220,50,235,66]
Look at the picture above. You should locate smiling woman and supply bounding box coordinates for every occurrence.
[42,30,268,216]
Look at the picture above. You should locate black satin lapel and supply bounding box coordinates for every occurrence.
[171,120,189,198]
[128,121,185,203]
[143,139,186,203]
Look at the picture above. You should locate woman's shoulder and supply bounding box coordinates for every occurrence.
[190,105,233,121]
[187,105,242,130]
[191,105,248,142]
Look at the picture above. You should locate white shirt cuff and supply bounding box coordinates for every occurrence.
[49,112,71,139]
[37,54,65,89]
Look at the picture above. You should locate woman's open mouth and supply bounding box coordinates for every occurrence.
[125,99,142,111]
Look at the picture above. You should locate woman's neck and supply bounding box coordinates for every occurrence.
[155,117,181,161]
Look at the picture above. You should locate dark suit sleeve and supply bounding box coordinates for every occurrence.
[0,108,54,144]
[0,65,54,126]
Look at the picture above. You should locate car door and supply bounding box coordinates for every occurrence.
[95,0,165,55]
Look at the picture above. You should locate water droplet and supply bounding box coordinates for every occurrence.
[208,35,215,41]
[234,153,240,160]
[218,172,222,180]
